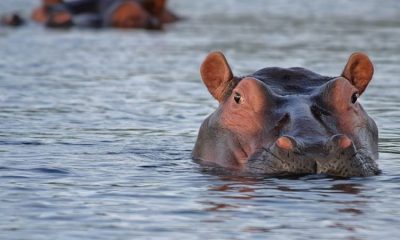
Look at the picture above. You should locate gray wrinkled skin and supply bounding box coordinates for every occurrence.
[194,62,380,178]
[245,106,380,178]
[246,145,380,177]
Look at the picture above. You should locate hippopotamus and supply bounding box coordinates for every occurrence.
[29,0,179,29]
[193,51,380,178]
[0,13,25,27]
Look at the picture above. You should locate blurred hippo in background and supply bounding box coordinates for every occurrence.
[193,51,380,178]
[2,0,178,29]
[32,0,179,29]
[0,12,25,27]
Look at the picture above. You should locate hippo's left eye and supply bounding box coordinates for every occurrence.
[234,92,242,104]
[351,92,359,104]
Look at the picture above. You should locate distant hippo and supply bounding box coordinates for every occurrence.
[0,13,25,27]
[193,51,380,177]
[30,0,179,29]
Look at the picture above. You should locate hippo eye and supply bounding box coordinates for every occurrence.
[351,92,359,104]
[233,92,241,104]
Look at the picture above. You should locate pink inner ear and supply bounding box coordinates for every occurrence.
[342,52,374,95]
[200,52,233,101]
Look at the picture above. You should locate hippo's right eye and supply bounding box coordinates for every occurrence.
[234,92,242,104]
[351,92,359,104]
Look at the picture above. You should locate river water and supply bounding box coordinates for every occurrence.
[1,0,400,239]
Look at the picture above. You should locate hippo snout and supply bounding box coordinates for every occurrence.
[247,134,377,177]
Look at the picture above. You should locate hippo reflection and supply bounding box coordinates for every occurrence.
[193,51,380,177]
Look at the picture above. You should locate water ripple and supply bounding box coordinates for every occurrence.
[0,0,400,240]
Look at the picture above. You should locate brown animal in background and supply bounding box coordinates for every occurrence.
[30,0,179,29]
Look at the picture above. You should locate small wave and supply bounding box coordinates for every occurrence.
[31,167,70,175]
[0,140,44,146]
[0,166,70,175]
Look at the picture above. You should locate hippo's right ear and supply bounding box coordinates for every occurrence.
[200,51,234,102]
[341,52,374,95]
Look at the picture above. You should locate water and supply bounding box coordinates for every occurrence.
[1,0,400,239]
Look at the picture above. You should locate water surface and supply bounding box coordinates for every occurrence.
[1,0,400,239]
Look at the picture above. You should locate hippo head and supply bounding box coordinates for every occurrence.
[108,1,162,29]
[142,0,166,16]
[193,52,380,177]
[42,0,64,8]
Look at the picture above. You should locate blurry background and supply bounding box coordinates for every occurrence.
[1,1,400,239]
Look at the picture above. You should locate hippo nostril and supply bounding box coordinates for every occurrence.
[338,136,352,149]
[327,134,354,151]
[276,136,297,151]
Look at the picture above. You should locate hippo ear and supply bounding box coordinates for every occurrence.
[142,0,166,15]
[200,51,234,102]
[341,52,374,95]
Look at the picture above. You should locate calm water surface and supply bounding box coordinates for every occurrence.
[1,0,400,239]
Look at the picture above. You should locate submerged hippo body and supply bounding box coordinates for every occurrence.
[31,0,179,29]
[193,52,380,177]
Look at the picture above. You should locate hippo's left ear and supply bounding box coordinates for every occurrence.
[142,0,166,15]
[341,52,374,95]
[200,51,234,102]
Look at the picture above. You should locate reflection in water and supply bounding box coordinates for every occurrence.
[242,226,271,233]
[199,174,370,238]
[338,208,363,215]
[330,184,362,194]
[202,201,237,212]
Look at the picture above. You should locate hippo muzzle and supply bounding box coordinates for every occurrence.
[247,134,380,177]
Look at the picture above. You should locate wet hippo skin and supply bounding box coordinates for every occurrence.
[31,0,178,29]
[0,13,25,27]
[193,52,380,178]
